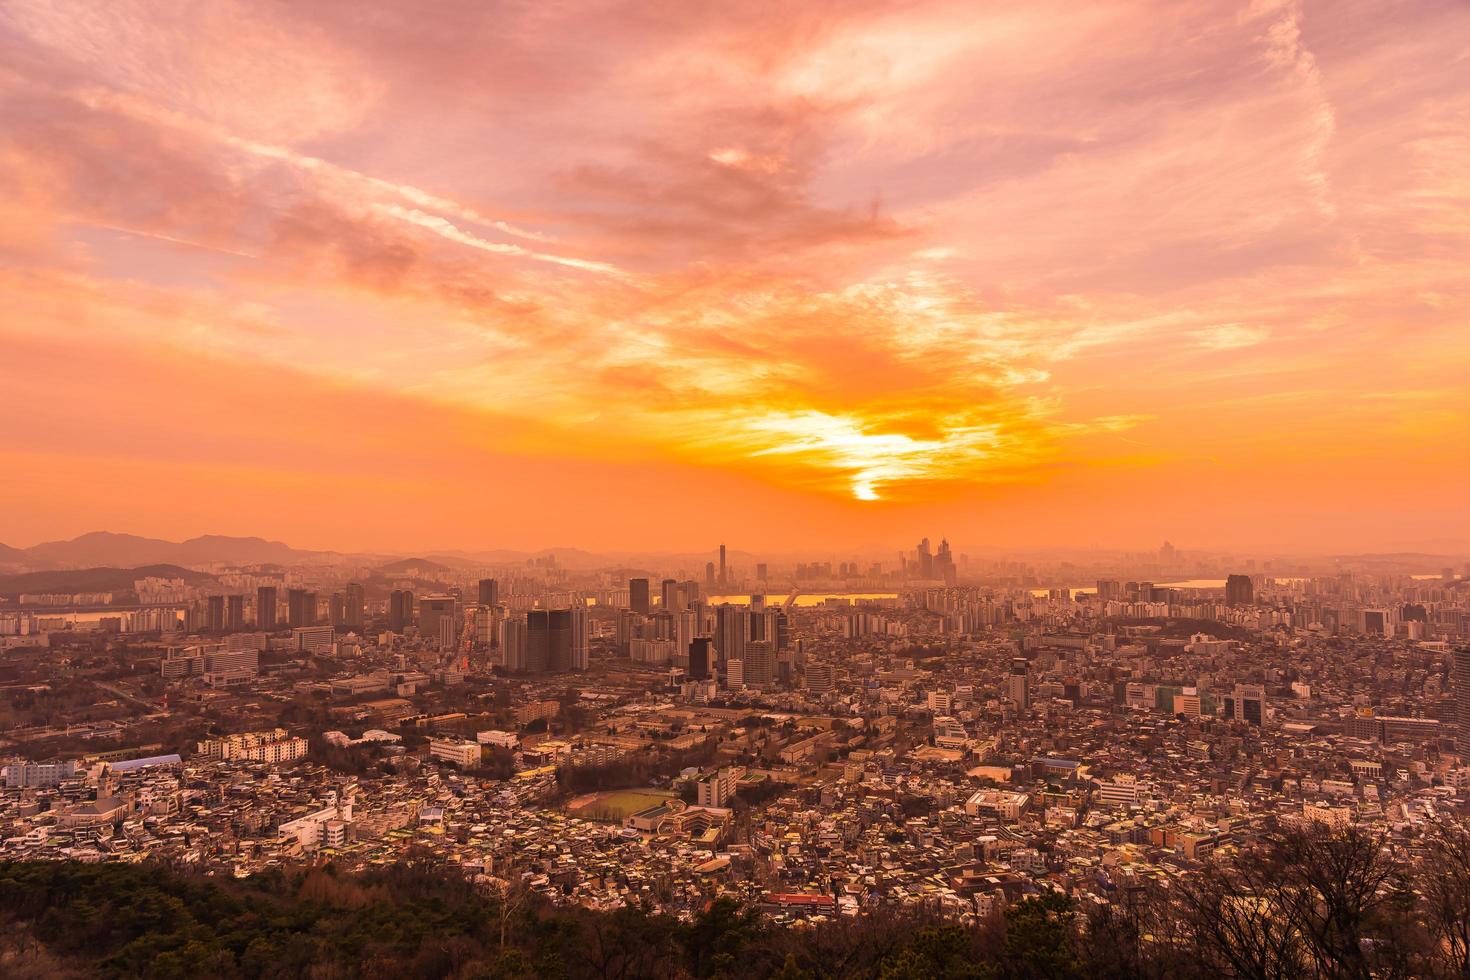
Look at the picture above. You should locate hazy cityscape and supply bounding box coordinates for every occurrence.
[4,0,1470,975]
[0,532,1466,975]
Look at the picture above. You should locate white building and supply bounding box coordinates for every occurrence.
[429,737,480,769]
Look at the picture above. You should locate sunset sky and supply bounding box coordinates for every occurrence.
[1,0,1467,555]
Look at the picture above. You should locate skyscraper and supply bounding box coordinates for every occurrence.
[660,578,679,611]
[688,637,712,681]
[419,594,459,650]
[207,594,226,632]
[1225,574,1254,608]
[716,605,746,668]
[528,609,573,673]
[256,585,278,630]
[744,640,775,687]
[344,582,365,629]
[719,544,727,588]
[1008,657,1030,710]
[629,578,651,615]
[287,588,316,628]
[478,578,498,607]
[224,594,244,631]
[388,589,414,633]
[500,616,528,672]
[1454,648,1470,754]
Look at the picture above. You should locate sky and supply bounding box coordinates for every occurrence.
[1,0,1467,556]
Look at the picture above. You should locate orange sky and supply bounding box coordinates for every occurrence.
[1,1,1467,555]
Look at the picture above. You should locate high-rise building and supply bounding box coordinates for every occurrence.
[744,640,775,687]
[206,595,226,632]
[1233,683,1265,726]
[660,578,679,611]
[478,578,499,607]
[256,586,278,630]
[629,578,651,615]
[287,588,316,629]
[719,544,727,587]
[344,582,366,629]
[1454,648,1470,754]
[388,590,414,633]
[226,594,244,631]
[524,607,587,673]
[705,562,716,588]
[756,563,768,582]
[1225,574,1254,608]
[500,616,528,671]
[419,595,459,650]
[715,605,746,668]
[726,659,744,691]
[688,637,712,681]
[1007,657,1030,711]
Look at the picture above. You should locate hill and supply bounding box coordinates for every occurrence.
[15,532,310,570]
[0,564,216,599]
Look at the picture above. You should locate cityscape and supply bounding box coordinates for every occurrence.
[2,0,1469,976]
[1,535,1470,975]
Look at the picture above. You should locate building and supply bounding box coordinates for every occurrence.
[629,578,651,615]
[515,700,561,727]
[478,578,498,607]
[1096,774,1140,807]
[726,659,744,691]
[419,594,459,650]
[744,640,775,687]
[287,588,316,628]
[1225,574,1254,607]
[343,582,366,630]
[257,585,278,629]
[293,626,335,653]
[697,768,740,807]
[1,760,77,788]
[1233,683,1266,726]
[388,590,414,633]
[688,637,712,681]
[1455,647,1470,754]
[428,737,481,769]
[197,729,308,764]
[805,662,835,695]
[1008,658,1030,711]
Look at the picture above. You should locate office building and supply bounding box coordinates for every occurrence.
[419,594,459,650]
[629,578,651,615]
[660,578,679,611]
[344,582,365,629]
[1225,574,1254,608]
[1008,657,1030,711]
[388,590,414,633]
[1233,683,1265,726]
[805,662,835,695]
[688,637,712,681]
[478,578,498,607]
[256,585,278,630]
[287,588,316,629]
[293,625,334,653]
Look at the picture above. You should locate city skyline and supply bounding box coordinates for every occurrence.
[2,1,1468,554]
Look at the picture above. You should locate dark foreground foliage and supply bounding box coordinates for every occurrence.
[2,821,1470,979]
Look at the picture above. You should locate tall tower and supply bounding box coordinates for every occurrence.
[719,544,727,589]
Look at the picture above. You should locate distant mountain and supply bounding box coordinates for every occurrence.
[16,532,310,570]
[0,564,217,598]
[0,542,26,566]
[376,557,456,578]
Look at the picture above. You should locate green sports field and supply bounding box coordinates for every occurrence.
[567,789,674,822]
